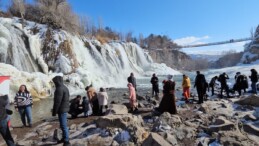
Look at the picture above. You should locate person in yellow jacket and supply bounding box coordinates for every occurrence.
[182,74,191,103]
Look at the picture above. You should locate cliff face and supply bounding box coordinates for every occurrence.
[148,49,192,70]
[241,25,259,64]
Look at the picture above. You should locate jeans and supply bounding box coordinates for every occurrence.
[0,119,15,146]
[18,106,32,126]
[251,82,257,94]
[58,113,69,142]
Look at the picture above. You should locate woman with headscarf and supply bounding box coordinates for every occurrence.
[127,83,137,112]
[156,75,177,114]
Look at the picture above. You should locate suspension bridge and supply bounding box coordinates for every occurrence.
[178,37,252,48]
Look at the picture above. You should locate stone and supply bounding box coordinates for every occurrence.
[243,114,257,121]
[16,140,34,146]
[154,112,182,128]
[137,95,146,100]
[235,95,259,107]
[53,128,63,142]
[127,125,149,144]
[164,132,178,146]
[142,133,171,146]
[107,104,128,115]
[138,102,145,108]
[243,122,259,136]
[209,116,235,132]
[198,104,210,114]
[70,124,77,130]
[96,114,144,129]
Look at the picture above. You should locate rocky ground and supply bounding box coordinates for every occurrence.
[1,88,259,146]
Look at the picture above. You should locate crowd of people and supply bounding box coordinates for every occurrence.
[0,69,258,146]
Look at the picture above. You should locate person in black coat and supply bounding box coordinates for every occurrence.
[218,72,230,98]
[0,95,15,146]
[249,69,258,94]
[194,71,207,104]
[235,73,248,96]
[156,75,177,114]
[209,76,218,96]
[150,73,159,98]
[52,76,71,146]
[127,73,137,91]
[68,95,83,119]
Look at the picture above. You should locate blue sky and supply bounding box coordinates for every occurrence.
[66,0,259,55]
[2,0,259,54]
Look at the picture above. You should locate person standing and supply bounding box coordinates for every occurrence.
[150,73,159,99]
[52,76,71,146]
[85,85,99,116]
[14,85,33,127]
[182,74,191,103]
[236,73,248,96]
[97,87,109,116]
[127,83,137,112]
[0,95,15,146]
[156,75,177,114]
[209,76,218,96]
[127,73,137,91]
[194,71,207,104]
[218,72,230,98]
[249,69,258,94]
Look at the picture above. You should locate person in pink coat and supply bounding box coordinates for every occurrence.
[127,83,137,112]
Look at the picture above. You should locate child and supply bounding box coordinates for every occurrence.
[82,96,92,117]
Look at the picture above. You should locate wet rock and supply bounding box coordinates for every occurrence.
[142,132,171,146]
[107,104,128,115]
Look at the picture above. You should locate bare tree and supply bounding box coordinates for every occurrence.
[125,31,133,42]
[9,0,26,19]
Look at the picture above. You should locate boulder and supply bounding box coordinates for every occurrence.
[235,95,259,107]
[142,133,171,146]
[163,132,178,146]
[154,112,182,128]
[107,104,128,115]
[96,114,144,129]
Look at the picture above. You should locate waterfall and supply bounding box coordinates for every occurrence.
[0,17,181,101]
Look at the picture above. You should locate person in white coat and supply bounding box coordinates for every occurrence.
[97,87,109,116]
